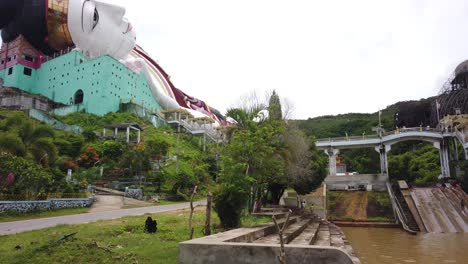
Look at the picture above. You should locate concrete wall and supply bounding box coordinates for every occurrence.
[0,197,94,213]
[325,174,388,191]
[179,242,355,264]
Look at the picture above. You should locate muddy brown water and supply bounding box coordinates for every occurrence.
[342,227,468,264]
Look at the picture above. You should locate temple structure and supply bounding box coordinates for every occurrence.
[0,0,227,127]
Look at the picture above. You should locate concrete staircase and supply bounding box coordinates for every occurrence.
[252,207,290,219]
[252,215,357,254]
[393,186,420,232]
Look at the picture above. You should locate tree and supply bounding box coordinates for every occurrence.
[78,146,100,168]
[0,133,26,156]
[213,158,253,228]
[268,90,283,120]
[219,92,290,220]
[283,126,313,195]
[0,154,52,196]
[2,115,57,167]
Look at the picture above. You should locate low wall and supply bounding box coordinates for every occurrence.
[0,197,94,213]
[179,242,355,264]
[125,189,143,200]
[325,174,388,191]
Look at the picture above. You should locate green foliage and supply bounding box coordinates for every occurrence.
[101,141,125,161]
[0,154,52,195]
[388,143,440,184]
[268,90,282,120]
[214,159,253,228]
[55,133,84,158]
[0,133,26,156]
[78,146,100,168]
[0,110,215,201]
[146,137,170,159]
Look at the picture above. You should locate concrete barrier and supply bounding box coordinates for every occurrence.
[179,242,355,264]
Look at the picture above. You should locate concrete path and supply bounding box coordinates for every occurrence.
[0,200,206,236]
[88,195,123,213]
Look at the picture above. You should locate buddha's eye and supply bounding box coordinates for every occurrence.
[93,8,99,30]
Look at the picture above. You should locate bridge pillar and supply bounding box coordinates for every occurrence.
[433,141,451,178]
[324,148,339,176]
[375,144,391,174]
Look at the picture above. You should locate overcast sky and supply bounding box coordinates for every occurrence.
[6,0,468,119]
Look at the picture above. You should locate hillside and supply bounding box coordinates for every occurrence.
[294,97,466,185]
[0,110,216,200]
[292,98,434,139]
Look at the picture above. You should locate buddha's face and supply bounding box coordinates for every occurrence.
[68,0,136,59]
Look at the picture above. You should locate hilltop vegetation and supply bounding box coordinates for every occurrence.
[0,110,214,200]
[293,98,467,186]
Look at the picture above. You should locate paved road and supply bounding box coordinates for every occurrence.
[0,200,206,236]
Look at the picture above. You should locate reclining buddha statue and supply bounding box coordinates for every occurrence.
[0,0,227,125]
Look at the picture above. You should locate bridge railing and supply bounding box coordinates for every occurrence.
[316,135,379,143]
[317,127,444,143]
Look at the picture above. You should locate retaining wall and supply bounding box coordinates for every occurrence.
[179,242,355,264]
[0,197,94,213]
[325,174,388,191]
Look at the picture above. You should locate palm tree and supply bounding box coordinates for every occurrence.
[2,114,57,167]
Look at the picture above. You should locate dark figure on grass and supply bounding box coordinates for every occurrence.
[145,217,158,233]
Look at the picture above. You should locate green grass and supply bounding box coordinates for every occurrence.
[240,215,272,227]
[0,208,90,223]
[0,208,221,264]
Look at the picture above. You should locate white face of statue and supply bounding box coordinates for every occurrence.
[68,0,136,59]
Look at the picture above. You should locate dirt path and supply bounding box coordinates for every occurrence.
[344,192,368,220]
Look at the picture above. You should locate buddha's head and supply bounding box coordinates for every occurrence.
[68,0,136,59]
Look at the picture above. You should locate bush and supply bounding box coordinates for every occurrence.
[213,186,246,228]
[213,161,251,229]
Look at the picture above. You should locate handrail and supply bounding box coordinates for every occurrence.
[455,130,467,145]
[317,127,445,143]
[386,182,417,235]
[170,118,223,142]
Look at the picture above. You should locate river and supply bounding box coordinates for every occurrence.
[342,227,468,264]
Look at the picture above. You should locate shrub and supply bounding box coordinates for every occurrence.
[213,161,251,229]
[213,186,246,228]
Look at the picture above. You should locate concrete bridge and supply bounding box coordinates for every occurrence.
[316,127,468,178]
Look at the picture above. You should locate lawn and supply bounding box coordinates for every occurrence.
[0,208,90,223]
[0,208,271,264]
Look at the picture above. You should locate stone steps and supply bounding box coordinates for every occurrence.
[288,222,320,245]
[254,218,311,244]
[313,222,331,247]
[251,212,288,219]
